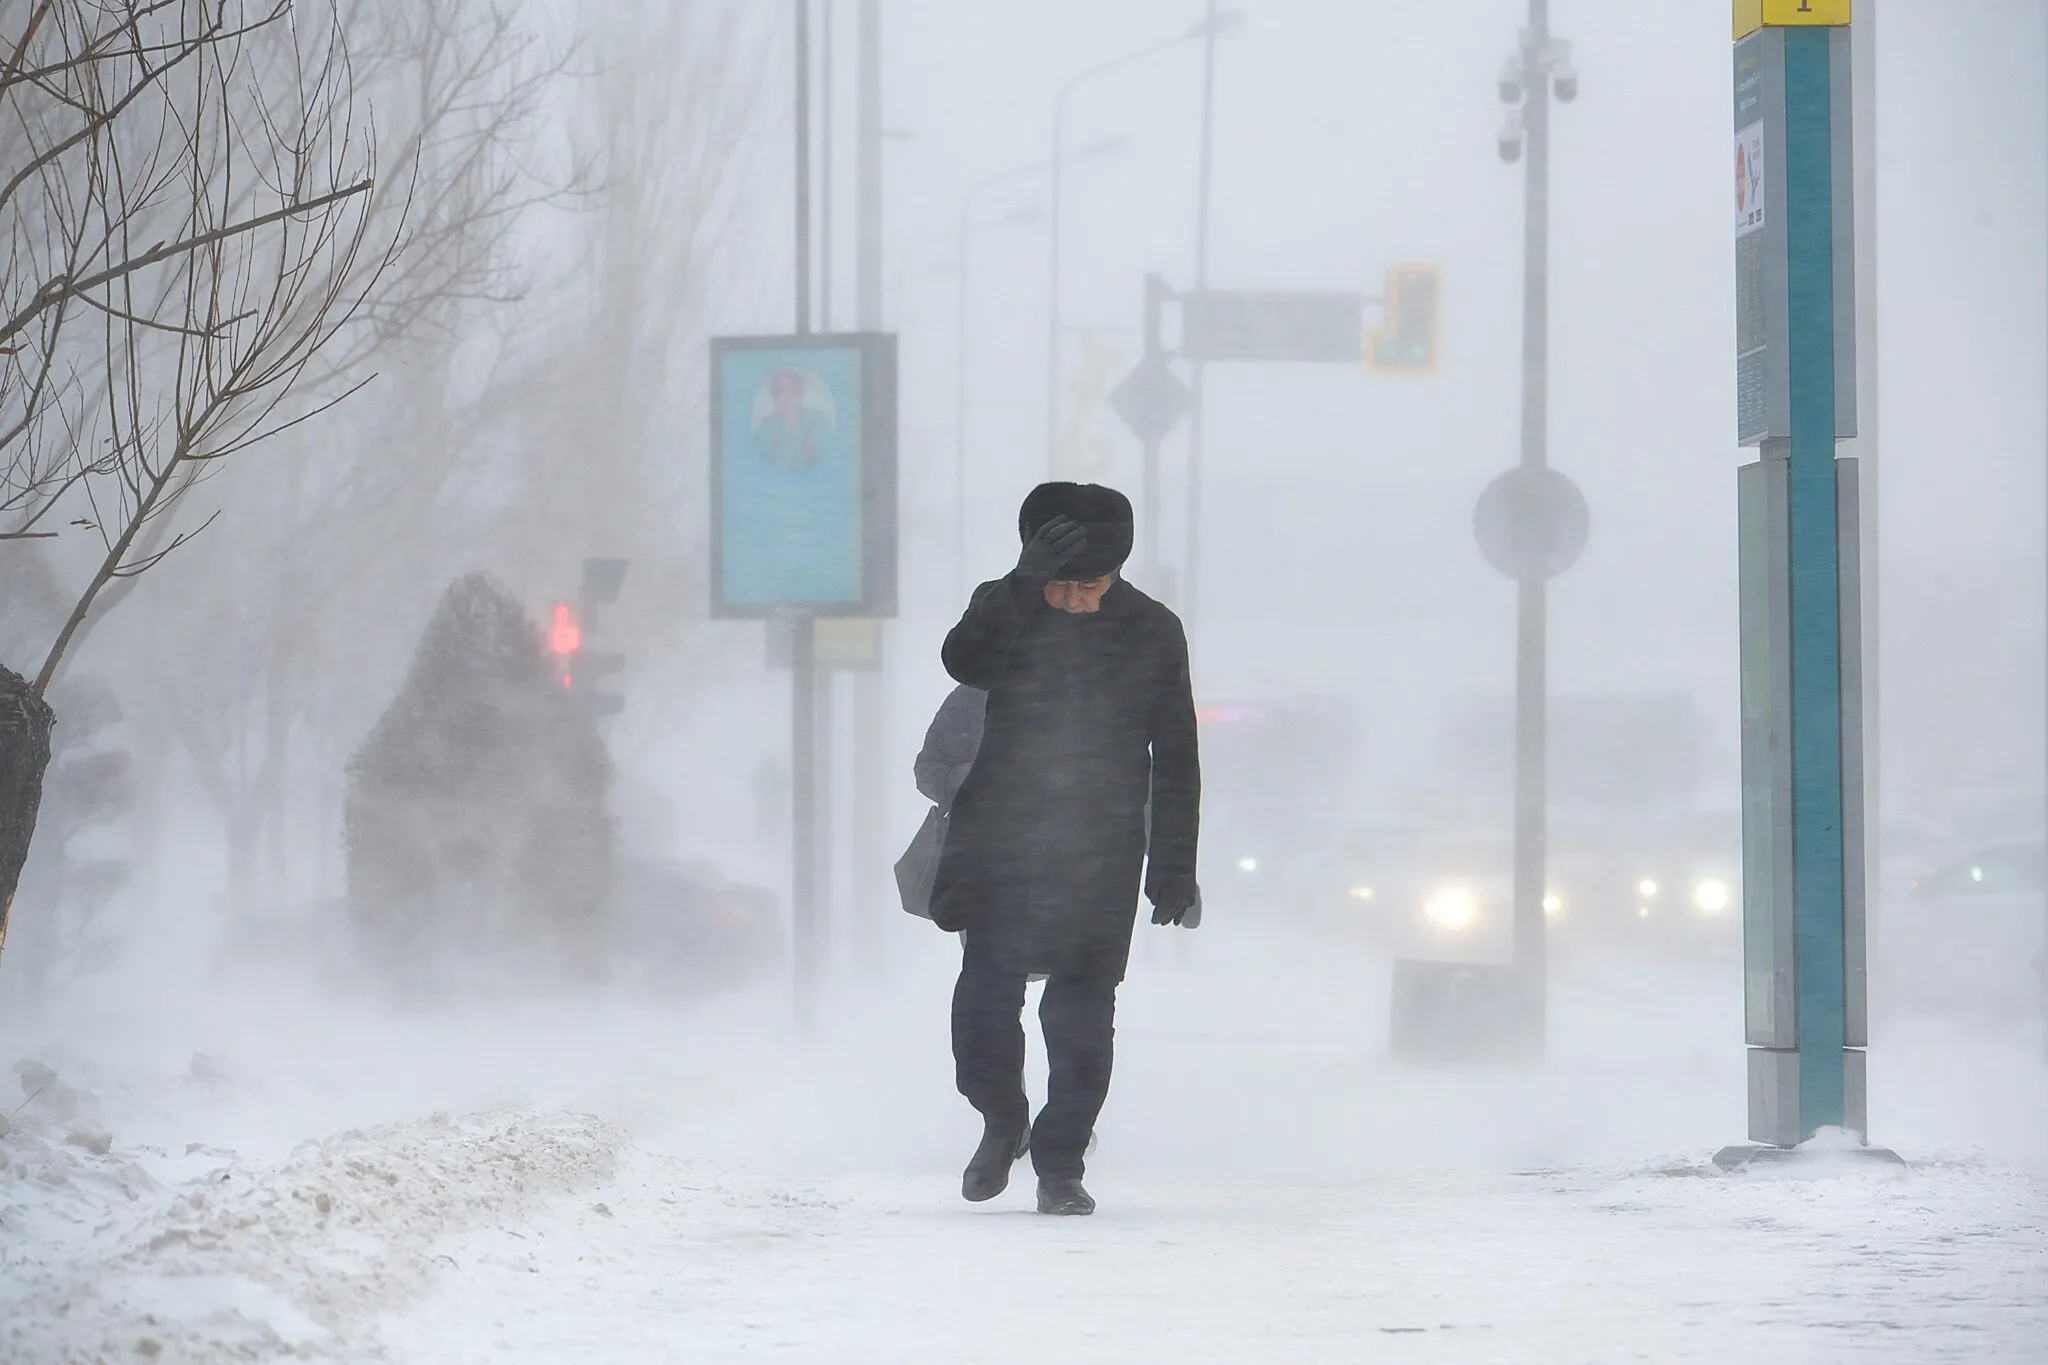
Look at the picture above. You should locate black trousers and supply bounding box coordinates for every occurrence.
[951,925,1117,1182]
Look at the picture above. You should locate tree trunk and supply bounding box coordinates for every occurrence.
[0,665,56,965]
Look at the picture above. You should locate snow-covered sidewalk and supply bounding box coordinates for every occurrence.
[384,1145,2046,1364]
[4,916,2045,1361]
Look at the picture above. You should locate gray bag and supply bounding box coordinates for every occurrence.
[894,806,947,920]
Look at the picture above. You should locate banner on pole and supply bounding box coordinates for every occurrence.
[710,333,898,618]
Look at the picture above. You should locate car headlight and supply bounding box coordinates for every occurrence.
[1543,893,1563,916]
[1693,878,1732,914]
[1348,885,1376,903]
[1424,886,1478,932]
[1236,856,1258,874]
[1637,879,1659,898]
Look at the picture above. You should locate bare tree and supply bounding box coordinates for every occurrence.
[0,0,380,959]
[133,0,594,920]
[143,0,776,923]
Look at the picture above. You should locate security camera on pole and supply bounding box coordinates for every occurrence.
[1492,0,1582,1055]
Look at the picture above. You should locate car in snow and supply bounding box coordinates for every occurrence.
[1881,841,2046,1023]
[1296,819,1741,962]
[609,855,784,997]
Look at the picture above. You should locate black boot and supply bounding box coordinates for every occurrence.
[1036,1177,1095,1216]
[962,1118,1030,1202]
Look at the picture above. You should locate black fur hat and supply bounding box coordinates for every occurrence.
[1017,482,1135,581]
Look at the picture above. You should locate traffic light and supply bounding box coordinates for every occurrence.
[1368,263,1441,373]
[548,558,630,716]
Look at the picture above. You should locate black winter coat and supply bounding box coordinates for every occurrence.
[929,573,1200,980]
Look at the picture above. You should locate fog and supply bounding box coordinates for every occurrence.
[2,0,2045,1358]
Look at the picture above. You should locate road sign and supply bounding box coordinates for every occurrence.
[1180,290,1366,364]
[1105,352,1191,446]
[1734,0,1850,40]
[582,557,629,606]
[767,616,881,671]
[1473,466,1589,581]
[1367,265,1442,373]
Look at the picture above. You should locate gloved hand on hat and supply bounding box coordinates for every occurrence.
[1015,514,1088,592]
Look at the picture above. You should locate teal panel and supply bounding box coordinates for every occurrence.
[1783,26,1846,1137]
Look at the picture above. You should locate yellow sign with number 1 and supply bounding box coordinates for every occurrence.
[1734,0,1851,39]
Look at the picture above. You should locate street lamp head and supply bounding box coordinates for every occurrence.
[1189,9,1247,41]
[1077,135,1131,161]
[1552,62,1579,103]
[1497,57,1524,106]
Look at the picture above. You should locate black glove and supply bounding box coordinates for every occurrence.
[1015,515,1088,591]
[1150,884,1202,928]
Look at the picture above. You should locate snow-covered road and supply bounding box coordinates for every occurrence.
[5,916,2045,1361]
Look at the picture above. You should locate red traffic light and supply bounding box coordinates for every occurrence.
[549,601,582,657]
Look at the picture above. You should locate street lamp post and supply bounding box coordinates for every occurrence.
[1184,0,1222,626]
[1044,15,1241,477]
[955,192,1040,591]
[956,140,1122,594]
[790,0,819,1033]
[1496,0,1576,1047]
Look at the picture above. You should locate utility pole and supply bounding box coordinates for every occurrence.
[1044,21,1228,477]
[821,0,834,331]
[1141,274,1168,573]
[1183,0,1220,621]
[790,0,820,1031]
[1500,0,1573,1048]
[851,0,888,974]
[813,0,837,984]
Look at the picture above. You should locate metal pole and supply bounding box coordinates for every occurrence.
[821,0,834,331]
[796,0,812,338]
[856,0,882,326]
[1043,35,1191,480]
[852,0,887,977]
[1184,0,1219,621]
[956,204,972,593]
[1046,96,1067,477]
[1511,0,1551,1044]
[792,0,819,1029]
[1142,274,1165,575]
[792,617,819,1030]
[815,0,838,962]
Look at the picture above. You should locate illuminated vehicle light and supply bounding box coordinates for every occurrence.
[1637,879,1658,898]
[1543,894,1563,916]
[1637,905,1651,919]
[1424,887,1477,932]
[1693,878,1732,914]
[1236,857,1258,873]
[1348,885,1375,902]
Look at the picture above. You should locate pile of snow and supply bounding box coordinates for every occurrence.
[1,1057,621,1363]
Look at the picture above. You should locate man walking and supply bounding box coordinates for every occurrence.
[930,482,1201,1216]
